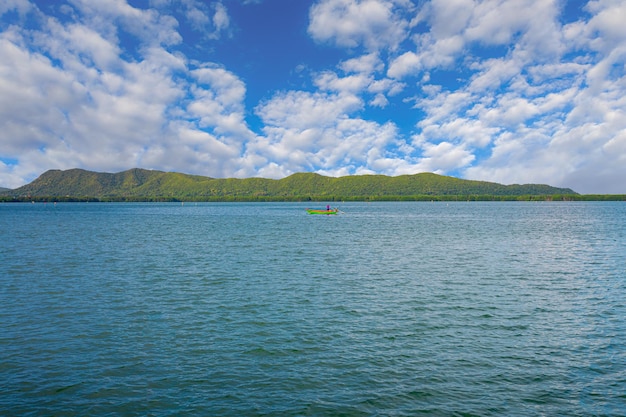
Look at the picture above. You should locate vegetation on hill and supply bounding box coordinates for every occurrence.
[1,167,620,202]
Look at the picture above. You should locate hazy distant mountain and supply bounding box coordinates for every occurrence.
[2,168,578,201]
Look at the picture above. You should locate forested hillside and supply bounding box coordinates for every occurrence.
[1,168,580,201]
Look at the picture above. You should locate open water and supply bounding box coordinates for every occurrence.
[1,201,625,416]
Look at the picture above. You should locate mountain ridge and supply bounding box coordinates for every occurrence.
[0,168,581,201]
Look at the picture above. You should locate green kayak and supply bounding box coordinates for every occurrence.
[306,208,338,215]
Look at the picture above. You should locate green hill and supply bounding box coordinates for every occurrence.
[0,168,582,202]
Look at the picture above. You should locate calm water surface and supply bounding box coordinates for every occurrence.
[1,202,625,416]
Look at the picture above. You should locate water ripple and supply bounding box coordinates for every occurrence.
[1,202,625,416]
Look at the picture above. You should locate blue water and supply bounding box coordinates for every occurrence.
[1,202,625,416]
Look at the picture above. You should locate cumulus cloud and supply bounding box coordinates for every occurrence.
[251,90,417,177]
[339,52,383,73]
[0,0,250,186]
[188,65,252,139]
[418,141,475,173]
[386,0,626,193]
[585,0,626,51]
[1,0,31,16]
[387,51,420,79]
[314,52,406,108]
[67,0,183,47]
[308,0,411,51]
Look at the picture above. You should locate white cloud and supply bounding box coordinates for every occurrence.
[339,52,383,74]
[0,34,83,152]
[368,78,404,96]
[181,0,210,29]
[585,0,626,52]
[316,53,405,105]
[149,0,231,40]
[308,0,410,51]
[428,0,474,39]
[189,65,253,140]
[0,1,251,186]
[369,93,389,108]
[416,89,474,124]
[0,0,31,16]
[418,141,475,173]
[43,19,122,71]
[314,71,373,94]
[67,0,182,47]
[250,90,418,177]
[462,68,626,193]
[390,0,564,80]
[140,123,242,175]
[465,0,554,45]
[383,0,626,193]
[211,2,230,35]
[387,51,420,79]
[256,90,362,129]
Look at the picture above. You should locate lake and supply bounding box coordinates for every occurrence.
[1,201,625,416]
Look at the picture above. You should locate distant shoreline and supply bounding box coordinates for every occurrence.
[2,195,625,203]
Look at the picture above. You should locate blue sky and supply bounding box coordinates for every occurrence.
[1,0,625,193]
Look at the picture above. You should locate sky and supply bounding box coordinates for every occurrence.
[1,0,625,194]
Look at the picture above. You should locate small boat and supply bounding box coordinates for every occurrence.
[306,208,339,215]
